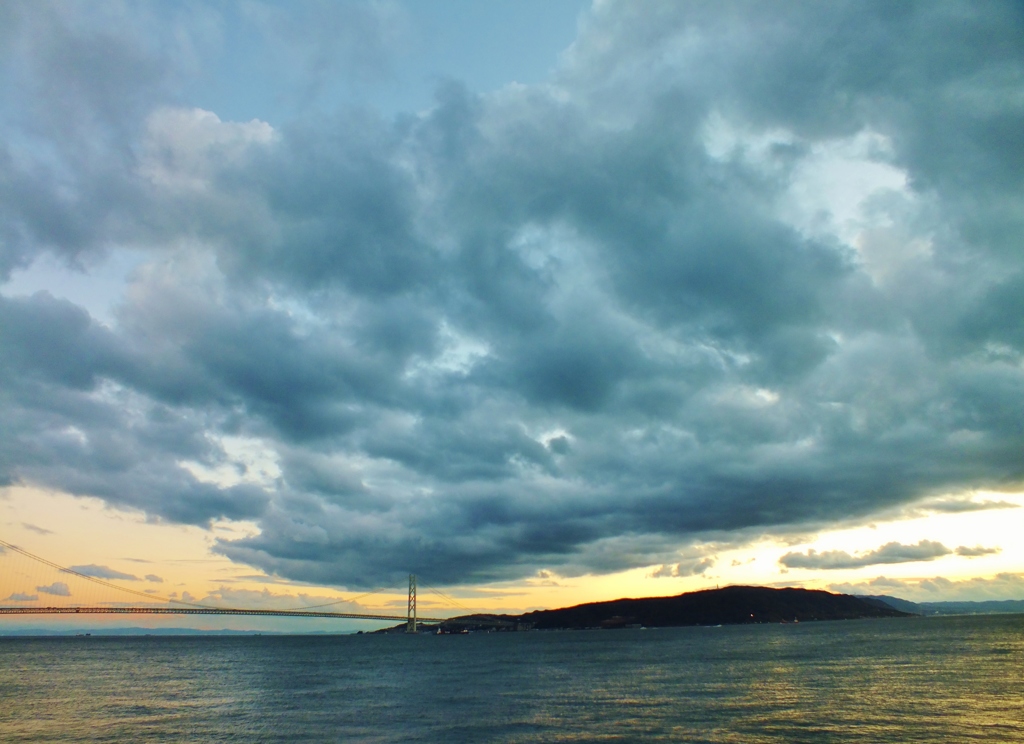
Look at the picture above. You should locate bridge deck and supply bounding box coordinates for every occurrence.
[0,607,444,622]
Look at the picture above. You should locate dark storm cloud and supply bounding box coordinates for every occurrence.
[2,1,1023,587]
[0,2,177,278]
[0,293,269,524]
[203,113,432,296]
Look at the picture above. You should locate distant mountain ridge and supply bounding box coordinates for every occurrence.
[370,586,910,634]
[513,586,909,629]
[860,595,1024,616]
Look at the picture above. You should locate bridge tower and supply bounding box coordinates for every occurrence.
[406,574,417,633]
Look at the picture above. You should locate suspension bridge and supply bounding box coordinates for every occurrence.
[0,538,505,632]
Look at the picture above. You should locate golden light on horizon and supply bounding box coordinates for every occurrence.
[4,485,1023,633]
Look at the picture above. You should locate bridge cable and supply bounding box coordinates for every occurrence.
[282,584,398,612]
[0,537,215,609]
[1,537,413,616]
[417,581,476,614]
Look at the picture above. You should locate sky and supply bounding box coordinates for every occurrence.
[2,0,1024,632]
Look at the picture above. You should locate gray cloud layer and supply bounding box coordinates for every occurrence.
[780,541,953,570]
[954,546,1001,558]
[781,540,1001,570]
[2,1,1023,587]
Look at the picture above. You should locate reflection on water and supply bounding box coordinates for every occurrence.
[1,614,1022,742]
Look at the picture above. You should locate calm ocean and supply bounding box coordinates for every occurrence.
[1,614,1021,742]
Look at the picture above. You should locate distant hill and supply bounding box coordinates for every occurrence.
[373,586,909,634]
[858,595,923,614]
[861,595,1024,616]
[425,586,912,632]
[515,586,909,629]
[372,589,909,634]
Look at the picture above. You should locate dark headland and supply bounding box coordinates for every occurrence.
[377,586,911,633]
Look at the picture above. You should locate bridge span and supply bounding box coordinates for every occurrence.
[0,607,443,622]
[1,538,510,631]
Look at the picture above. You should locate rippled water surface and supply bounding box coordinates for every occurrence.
[1,614,1022,742]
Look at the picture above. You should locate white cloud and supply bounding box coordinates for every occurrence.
[178,435,281,490]
[37,581,71,596]
[781,541,953,570]
[139,107,275,191]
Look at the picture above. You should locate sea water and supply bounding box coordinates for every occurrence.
[1,614,1022,742]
